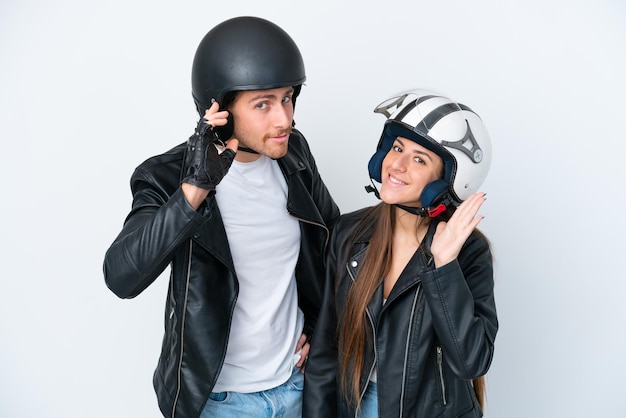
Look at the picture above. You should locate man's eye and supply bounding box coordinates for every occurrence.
[256,102,268,109]
[282,96,292,104]
[392,145,402,152]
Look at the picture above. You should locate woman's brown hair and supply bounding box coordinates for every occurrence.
[337,203,486,411]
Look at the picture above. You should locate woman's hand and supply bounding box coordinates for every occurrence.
[430,192,486,268]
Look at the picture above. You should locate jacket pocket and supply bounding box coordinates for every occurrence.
[436,346,447,406]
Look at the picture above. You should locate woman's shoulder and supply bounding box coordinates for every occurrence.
[331,206,378,243]
[338,206,374,226]
[466,229,491,250]
[458,228,493,266]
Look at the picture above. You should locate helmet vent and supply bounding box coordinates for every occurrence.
[441,120,483,164]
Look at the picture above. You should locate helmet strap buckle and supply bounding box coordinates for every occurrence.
[427,203,447,218]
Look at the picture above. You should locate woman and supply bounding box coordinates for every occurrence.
[303,89,498,417]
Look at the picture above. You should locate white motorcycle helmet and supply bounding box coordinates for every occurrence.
[367,88,492,216]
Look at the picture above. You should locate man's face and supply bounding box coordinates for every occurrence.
[229,86,295,162]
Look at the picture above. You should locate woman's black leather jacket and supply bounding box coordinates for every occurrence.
[303,207,498,418]
[103,130,340,418]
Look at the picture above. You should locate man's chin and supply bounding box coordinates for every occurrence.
[265,143,289,159]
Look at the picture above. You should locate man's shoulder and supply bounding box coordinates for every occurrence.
[136,142,186,172]
[278,129,315,174]
[131,142,186,192]
[286,128,311,155]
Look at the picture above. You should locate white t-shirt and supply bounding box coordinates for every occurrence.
[213,156,303,393]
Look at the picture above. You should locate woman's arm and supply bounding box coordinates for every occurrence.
[421,233,498,379]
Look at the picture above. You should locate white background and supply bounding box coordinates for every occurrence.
[1,1,625,417]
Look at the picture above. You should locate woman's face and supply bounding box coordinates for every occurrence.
[379,137,444,207]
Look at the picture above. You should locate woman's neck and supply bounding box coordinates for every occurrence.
[385,207,429,298]
[393,206,429,246]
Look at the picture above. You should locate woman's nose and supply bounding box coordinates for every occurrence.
[390,154,409,171]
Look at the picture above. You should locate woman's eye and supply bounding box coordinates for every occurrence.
[392,145,402,152]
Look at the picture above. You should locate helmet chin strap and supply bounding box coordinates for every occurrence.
[395,203,447,218]
[365,180,450,218]
[237,146,259,154]
[206,131,258,154]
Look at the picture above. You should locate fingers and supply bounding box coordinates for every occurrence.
[457,192,485,213]
[295,333,309,369]
[453,192,486,227]
[296,342,310,370]
[203,102,229,127]
[225,138,239,153]
[430,192,487,267]
[467,193,486,227]
[295,333,307,352]
[203,100,220,116]
[447,193,485,237]
[300,341,311,358]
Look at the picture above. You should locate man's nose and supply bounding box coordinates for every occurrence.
[272,104,292,127]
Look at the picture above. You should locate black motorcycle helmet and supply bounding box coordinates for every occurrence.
[191,16,306,140]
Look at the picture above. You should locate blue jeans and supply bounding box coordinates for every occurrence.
[201,367,304,418]
[358,381,378,418]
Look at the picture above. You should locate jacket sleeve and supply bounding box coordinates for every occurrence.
[302,218,342,418]
[103,166,210,299]
[419,232,498,379]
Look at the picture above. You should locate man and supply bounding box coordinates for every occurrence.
[103,16,340,418]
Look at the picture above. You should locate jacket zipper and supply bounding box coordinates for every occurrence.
[437,346,447,406]
[171,216,325,416]
[292,215,331,268]
[346,263,377,418]
[348,263,423,418]
[399,284,421,417]
[356,307,378,418]
[171,240,194,417]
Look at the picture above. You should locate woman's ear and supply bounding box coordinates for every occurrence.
[419,179,449,208]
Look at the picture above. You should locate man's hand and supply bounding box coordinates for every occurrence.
[182,133,237,191]
[295,333,310,373]
[181,102,238,209]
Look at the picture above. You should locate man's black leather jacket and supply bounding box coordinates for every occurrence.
[103,130,340,418]
[303,207,498,418]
